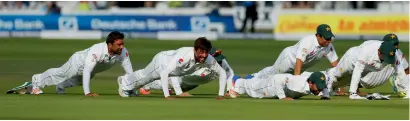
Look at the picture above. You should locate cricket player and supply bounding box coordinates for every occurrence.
[117,37,228,100]
[333,34,409,97]
[248,24,338,79]
[325,40,399,99]
[228,72,329,100]
[6,31,133,96]
[138,47,234,95]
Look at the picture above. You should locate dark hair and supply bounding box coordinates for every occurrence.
[194,37,212,52]
[106,31,124,44]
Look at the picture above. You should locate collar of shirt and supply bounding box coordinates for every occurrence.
[102,43,110,56]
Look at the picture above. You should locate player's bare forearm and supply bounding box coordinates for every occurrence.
[177,92,192,97]
[165,95,177,100]
[294,59,303,75]
[330,61,339,67]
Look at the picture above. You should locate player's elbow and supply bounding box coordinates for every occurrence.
[83,66,92,74]
[159,71,170,80]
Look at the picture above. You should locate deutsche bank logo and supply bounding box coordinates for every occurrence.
[190,17,210,32]
[58,17,78,31]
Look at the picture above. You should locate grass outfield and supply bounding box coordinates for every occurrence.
[0,38,409,120]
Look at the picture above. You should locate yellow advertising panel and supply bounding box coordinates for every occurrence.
[275,14,409,34]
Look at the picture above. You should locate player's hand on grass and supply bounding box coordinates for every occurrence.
[320,97,331,100]
[178,92,192,97]
[216,95,225,100]
[224,92,231,97]
[85,93,99,97]
[165,96,177,100]
[281,97,293,100]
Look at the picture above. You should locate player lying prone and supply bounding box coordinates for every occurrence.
[227,72,330,100]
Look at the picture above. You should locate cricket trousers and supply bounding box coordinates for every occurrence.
[254,48,295,78]
[233,77,276,98]
[31,53,89,89]
[328,47,357,89]
[142,78,200,92]
[359,65,395,89]
[143,67,219,92]
[119,52,169,91]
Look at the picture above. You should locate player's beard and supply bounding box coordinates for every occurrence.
[114,50,122,55]
[112,48,122,55]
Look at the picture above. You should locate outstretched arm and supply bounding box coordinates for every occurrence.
[83,52,98,96]
[120,48,133,74]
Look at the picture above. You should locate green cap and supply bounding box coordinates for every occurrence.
[382,33,399,45]
[379,42,396,64]
[209,47,226,64]
[316,24,334,39]
[308,72,327,90]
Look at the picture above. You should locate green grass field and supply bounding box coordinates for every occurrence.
[0,38,409,120]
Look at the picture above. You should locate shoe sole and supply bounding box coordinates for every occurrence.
[139,88,151,95]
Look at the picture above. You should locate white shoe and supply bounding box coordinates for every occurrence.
[117,76,129,97]
[117,76,137,97]
[405,91,410,99]
[318,92,323,96]
[403,95,409,99]
[349,93,367,100]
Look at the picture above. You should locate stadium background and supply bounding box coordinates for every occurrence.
[0,1,409,120]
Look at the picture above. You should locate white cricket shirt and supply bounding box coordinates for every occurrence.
[255,35,338,78]
[270,74,311,99]
[77,42,133,95]
[348,41,394,93]
[159,47,227,97]
[357,40,408,89]
[288,35,338,68]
